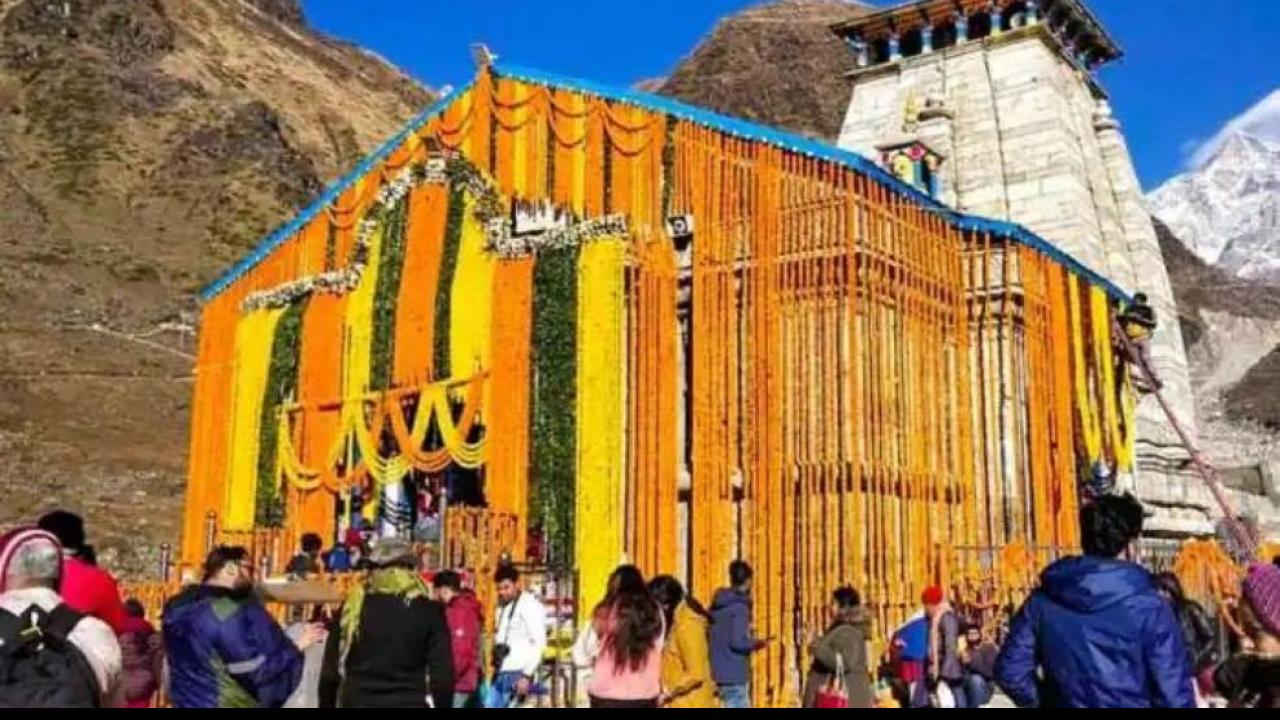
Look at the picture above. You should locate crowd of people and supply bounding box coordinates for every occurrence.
[3,496,1280,708]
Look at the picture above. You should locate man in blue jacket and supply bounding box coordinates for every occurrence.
[162,546,323,708]
[994,494,1194,708]
[710,560,767,708]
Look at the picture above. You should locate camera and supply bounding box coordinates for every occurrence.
[491,643,510,671]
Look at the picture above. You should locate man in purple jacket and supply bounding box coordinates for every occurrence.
[995,494,1194,708]
[162,547,324,708]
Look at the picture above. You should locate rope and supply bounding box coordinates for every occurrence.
[1111,318,1257,559]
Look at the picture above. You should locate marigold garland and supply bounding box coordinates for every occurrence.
[277,376,488,493]
[342,216,384,401]
[1069,278,1104,464]
[487,257,535,558]
[224,307,285,531]
[574,237,627,621]
[241,167,419,312]
[450,193,495,380]
[1095,292,1137,473]
[393,183,447,386]
[1090,287,1122,469]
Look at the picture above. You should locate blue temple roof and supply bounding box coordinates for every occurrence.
[201,62,1130,303]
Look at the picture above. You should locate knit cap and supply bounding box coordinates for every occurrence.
[1243,563,1280,637]
[0,527,63,593]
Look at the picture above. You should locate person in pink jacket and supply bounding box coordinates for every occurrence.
[585,565,665,708]
[38,511,128,634]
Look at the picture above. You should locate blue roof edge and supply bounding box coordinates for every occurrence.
[199,62,1130,305]
[493,63,1131,304]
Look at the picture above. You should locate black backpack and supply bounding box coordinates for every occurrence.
[0,604,101,708]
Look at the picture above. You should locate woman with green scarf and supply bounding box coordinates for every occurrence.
[319,537,455,708]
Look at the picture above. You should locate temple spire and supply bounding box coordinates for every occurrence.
[831,0,1122,72]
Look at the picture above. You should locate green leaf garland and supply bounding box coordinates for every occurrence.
[433,181,467,380]
[530,245,579,563]
[255,297,308,528]
[370,196,410,391]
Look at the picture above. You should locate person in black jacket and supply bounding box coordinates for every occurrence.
[285,533,323,578]
[1154,573,1220,679]
[1118,292,1161,391]
[1215,564,1280,708]
[960,624,998,708]
[319,538,454,708]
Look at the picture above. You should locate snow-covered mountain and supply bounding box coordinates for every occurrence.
[1149,132,1280,284]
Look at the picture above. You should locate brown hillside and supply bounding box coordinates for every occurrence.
[0,0,430,574]
[658,0,870,140]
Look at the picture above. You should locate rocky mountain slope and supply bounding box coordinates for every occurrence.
[659,0,870,140]
[1150,132,1280,284]
[1148,129,1280,440]
[0,0,430,574]
[1155,218,1280,435]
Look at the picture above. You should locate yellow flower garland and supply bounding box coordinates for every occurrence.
[276,378,489,492]
[1092,288,1123,470]
[1068,281,1103,464]
[430,385,487,467]
[343,218,384,399]
[1087,287,1137,472]
[574,237,627,622]
[337,214,400,494]
[449,194,495,380]
[224,308,285,531]
[1110,351,1137,474]
[277,414,323,491]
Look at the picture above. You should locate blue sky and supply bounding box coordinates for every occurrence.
[301,0,1280,190]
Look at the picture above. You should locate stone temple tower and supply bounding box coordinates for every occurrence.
[831,0,1213,536]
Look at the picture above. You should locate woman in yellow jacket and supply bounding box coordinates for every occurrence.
[649,576,719,708]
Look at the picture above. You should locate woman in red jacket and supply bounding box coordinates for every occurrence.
[38,511,128,634]
[433,570,484,708]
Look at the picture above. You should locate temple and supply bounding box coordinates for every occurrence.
[832,0,1121,77]
[183,59,1137,705]
[829,0,1265,540]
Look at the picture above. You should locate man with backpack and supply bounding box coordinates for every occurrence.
[0,527,122,707]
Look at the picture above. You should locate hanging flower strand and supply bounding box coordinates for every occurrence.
[242,164,427,312]
[242,152,630,310]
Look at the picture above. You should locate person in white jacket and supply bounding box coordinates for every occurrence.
[490,565,547,708]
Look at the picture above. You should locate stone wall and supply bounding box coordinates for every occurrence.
[837,24,1222,535]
